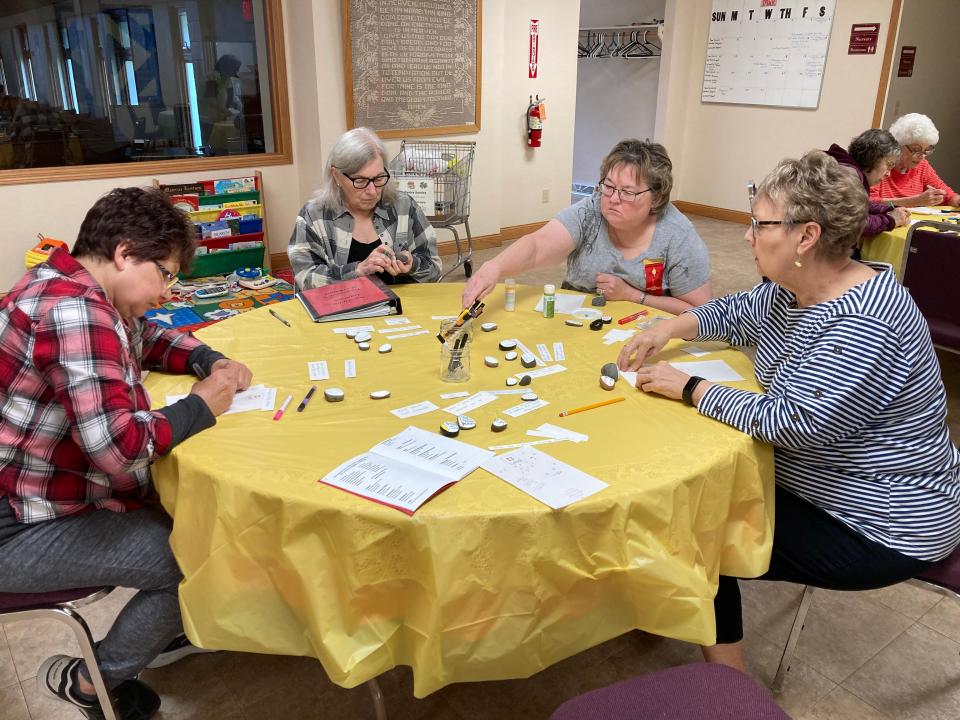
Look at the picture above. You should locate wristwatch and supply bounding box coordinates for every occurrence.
[682,376,706,407]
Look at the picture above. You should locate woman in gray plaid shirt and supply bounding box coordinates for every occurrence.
[288,127,442,289]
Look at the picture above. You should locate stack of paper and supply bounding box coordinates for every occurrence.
[165,384,278,415]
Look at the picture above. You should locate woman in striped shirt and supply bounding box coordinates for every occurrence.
[618,150,960,672]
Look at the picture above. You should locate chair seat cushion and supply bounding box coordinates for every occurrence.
[0,587,109,613]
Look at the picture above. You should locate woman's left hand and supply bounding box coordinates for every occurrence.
[210,358,254,391]
[632,361,688,401]
[595,273,641,303]
[390,248,413,276]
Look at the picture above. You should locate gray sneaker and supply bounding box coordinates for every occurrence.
[145,633,217,669]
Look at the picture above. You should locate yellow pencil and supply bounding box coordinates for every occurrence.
[558,396,625,417]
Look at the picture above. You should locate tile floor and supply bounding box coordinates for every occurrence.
[3,214,959,719]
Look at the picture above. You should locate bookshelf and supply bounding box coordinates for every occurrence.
[155,170,270,278]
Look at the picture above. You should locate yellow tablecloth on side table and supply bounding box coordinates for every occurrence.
[145,283,774,697]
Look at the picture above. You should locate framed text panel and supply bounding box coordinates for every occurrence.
[343,0,481,138]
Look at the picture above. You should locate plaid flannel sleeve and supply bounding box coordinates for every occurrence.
[32,297,174,476]
[405,200,442,283]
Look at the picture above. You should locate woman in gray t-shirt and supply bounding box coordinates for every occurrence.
[462,140,712,315]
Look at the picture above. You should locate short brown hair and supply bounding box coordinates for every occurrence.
[599,139,673,213]
[72,187,196,270]
[757,151,867,260]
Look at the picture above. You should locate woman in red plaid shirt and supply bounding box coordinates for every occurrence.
[0,187,252,719]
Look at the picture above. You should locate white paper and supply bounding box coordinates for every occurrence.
[440,391,471,399]
[552,342,565,361]
[372,426,494,480]
[487,438,566,451]
[432,315,457,320]
[383,316,412,326]
[333,325,374,335]
[912,207,958,215]
[443,392,498,416]
[308,360,329,381]
[483,388,528,395]
[503,398,550,417]
[668,359,744,382]
[481,446,608,509]
[602,328,636,345]
[514,364,567,380]
[386,329,430,340]
[536,343,553,363]
[390,400,440,419]
[166,384,276,415]
[620,371,638,387]
[527,423,588,443]
[344,359,357,378]
[680,345,712,358]
[534,293,586,315]
[320,426,494,514]
[379,324,421,333]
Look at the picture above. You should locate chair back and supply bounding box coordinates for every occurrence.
[901,221,960,351]
[917,545,960,596]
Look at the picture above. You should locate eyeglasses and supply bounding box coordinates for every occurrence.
[154,261,178,289]
[338,169,392,189]
[747,182,806,239]
[905,144,935,158]
[597,181,652,203]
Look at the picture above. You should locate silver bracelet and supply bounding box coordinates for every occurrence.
[639,290,647,304]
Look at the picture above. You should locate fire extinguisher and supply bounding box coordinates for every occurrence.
[527,95,545,148]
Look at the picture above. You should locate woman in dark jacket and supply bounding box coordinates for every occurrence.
[825,129,910,240]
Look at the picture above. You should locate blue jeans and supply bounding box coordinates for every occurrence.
[0,500,183,687]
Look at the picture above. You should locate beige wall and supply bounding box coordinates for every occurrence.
[882,0,960,189]
[0,0,581,292]
[658,0,895,214]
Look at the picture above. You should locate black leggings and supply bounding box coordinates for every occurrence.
[714,484,932,644]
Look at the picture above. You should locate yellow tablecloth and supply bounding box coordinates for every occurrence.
[145,283,774,697]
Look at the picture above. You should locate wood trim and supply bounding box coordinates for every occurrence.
[673,201,750,225]
[268,220,547,270]
[873,0,903,127]
[0,0,292,187]
[341,0,354,130]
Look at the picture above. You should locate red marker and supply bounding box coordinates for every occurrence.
[617,310,649,325]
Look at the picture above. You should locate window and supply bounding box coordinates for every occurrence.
[0,0,289,182]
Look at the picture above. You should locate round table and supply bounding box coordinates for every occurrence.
[145,282,774,697]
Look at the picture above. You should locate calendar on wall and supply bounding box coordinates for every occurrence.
[701,1,836,109]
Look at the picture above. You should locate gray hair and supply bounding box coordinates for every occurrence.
[756,151,867,261]
[599,139,673,213]
[848,128,900,173]
[888,113,939,147]
[313,127,397,210]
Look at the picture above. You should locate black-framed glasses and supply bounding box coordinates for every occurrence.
[154,261,178,289]
[905,144,935,158]
[338,169,392,189]
[597,181,652,203]
[747,182,806,239]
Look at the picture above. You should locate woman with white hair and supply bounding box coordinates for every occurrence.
[288,127,442,289]
[869,113,960,208]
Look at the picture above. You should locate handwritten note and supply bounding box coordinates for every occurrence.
[481,446,608,509]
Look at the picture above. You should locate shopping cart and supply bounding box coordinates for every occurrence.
[389,140,476,279]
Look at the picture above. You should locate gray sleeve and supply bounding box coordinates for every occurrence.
[156,394,216,450]
[553,195,600,251]
[661,209,711,297]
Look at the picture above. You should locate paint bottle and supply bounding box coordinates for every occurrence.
[543,283,555,319]
[504,278,517,312]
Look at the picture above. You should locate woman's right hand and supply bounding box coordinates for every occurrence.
[461,264,499,309]
[617,327,671,371]
[919,185,946,206]
[190,370,239,416]
[356,245,394,277]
